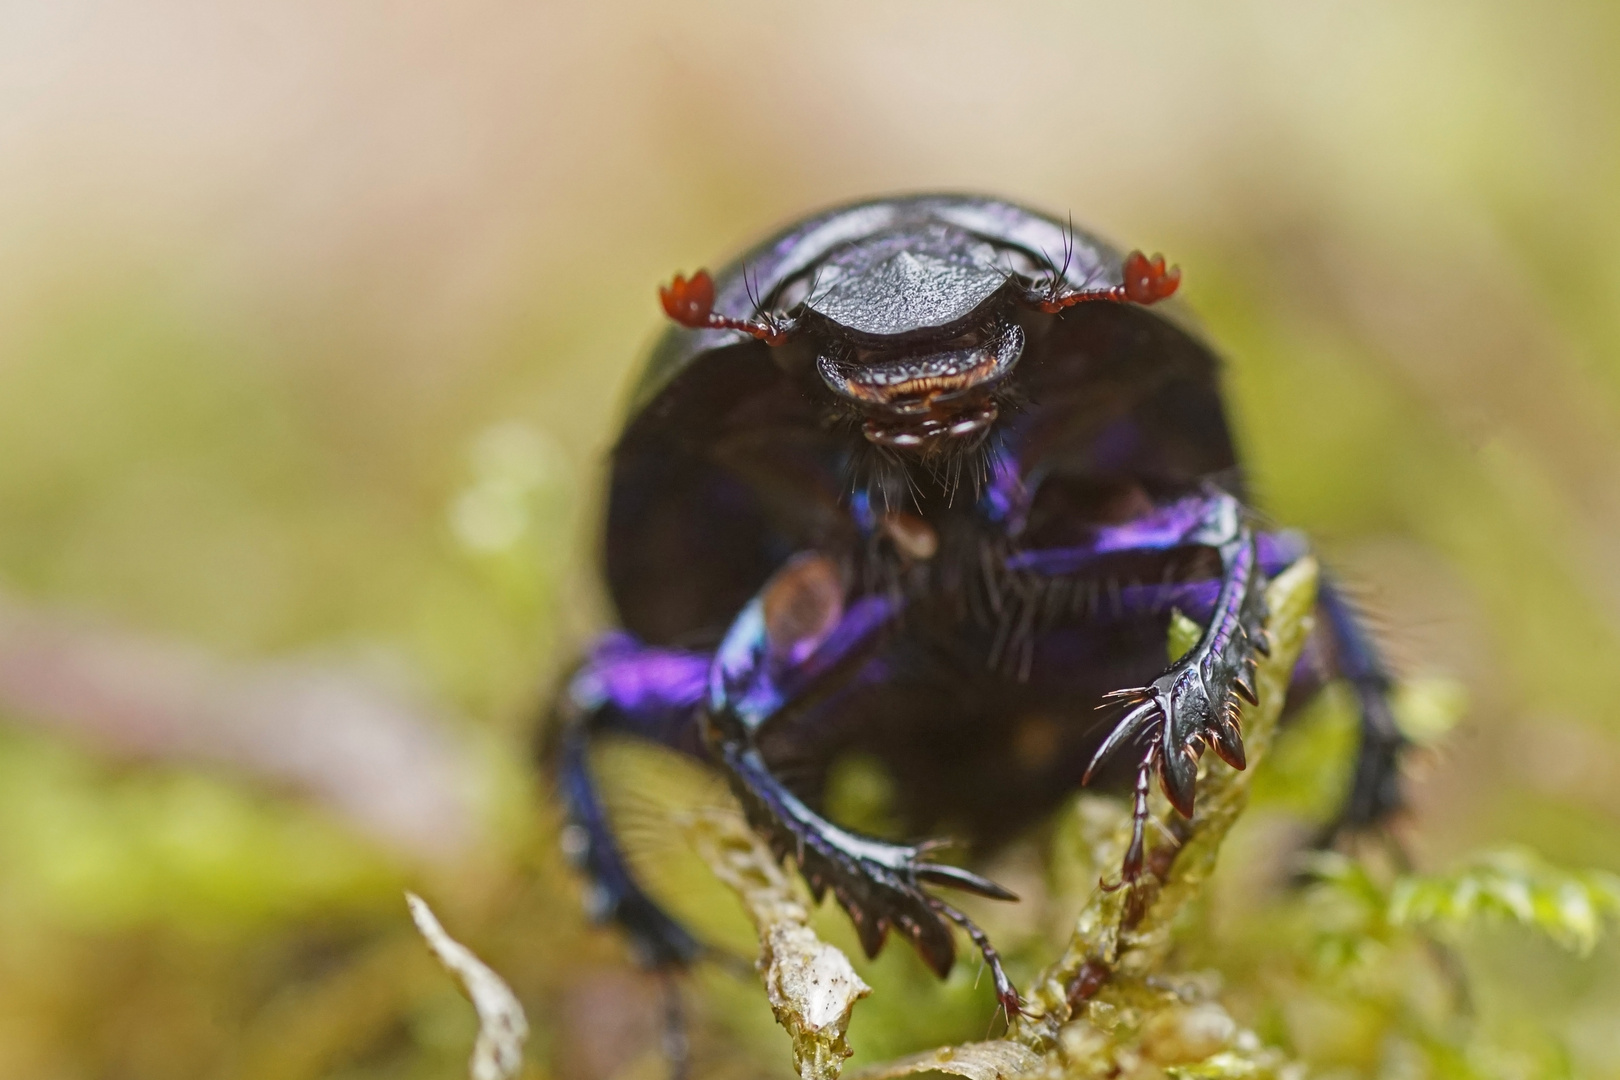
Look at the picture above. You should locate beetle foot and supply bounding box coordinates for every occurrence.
[724,761,1023,1014]
[792,829,1024,1015]
[1087,649,1257,823]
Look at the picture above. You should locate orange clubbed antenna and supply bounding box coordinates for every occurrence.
[660,270,717,327]
[1030,249,1181,312]
[658,269,791,345]
[1120,250,1181,304]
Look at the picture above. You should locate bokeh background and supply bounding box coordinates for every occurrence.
[3,2,1620,1077]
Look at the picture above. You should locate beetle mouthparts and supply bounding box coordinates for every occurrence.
[816,325,1024,418]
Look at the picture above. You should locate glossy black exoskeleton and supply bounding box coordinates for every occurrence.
[548,195,1403,1021]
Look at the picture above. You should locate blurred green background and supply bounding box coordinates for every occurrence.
[2,2,1619,1077]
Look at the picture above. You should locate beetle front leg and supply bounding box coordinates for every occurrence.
[1088,494,1266,824]
[704,553,1024,1015]
[1015,492,1268,881]
[1032,529,1406,854]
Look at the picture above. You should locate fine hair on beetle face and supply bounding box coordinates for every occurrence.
[827,356,1032,513]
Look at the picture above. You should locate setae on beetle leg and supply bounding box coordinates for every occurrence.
[546,632,711,971]
[704,553,1025,1016]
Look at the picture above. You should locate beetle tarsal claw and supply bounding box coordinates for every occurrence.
[925,896,1024,1017]
[915,862,1021,901]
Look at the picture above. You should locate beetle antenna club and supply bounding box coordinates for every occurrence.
[659,268,794,345]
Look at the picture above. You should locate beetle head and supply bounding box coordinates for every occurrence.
[659,221,1179,459]
[794,225,1029,457]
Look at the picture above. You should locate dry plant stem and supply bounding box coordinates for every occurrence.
[1013,557,1320,1048]
[848,1040,1043,1080]
[687,809,872,1080]
[406,893,530,1080]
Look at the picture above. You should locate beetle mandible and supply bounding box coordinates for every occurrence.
[547,194,1404,1022]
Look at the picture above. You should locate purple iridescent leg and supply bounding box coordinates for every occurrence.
[703,553,1024,1016]
[1015,513,1404,865]
[1316,577,1406,829]
[549,632,710,970]
[1259,532,1406,830]
[1012,490,1268,882]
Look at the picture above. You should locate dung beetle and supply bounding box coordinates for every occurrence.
[548,194,1403,1022]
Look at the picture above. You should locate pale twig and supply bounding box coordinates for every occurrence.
[686,808,870,1080]
[406,892,529,1080]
